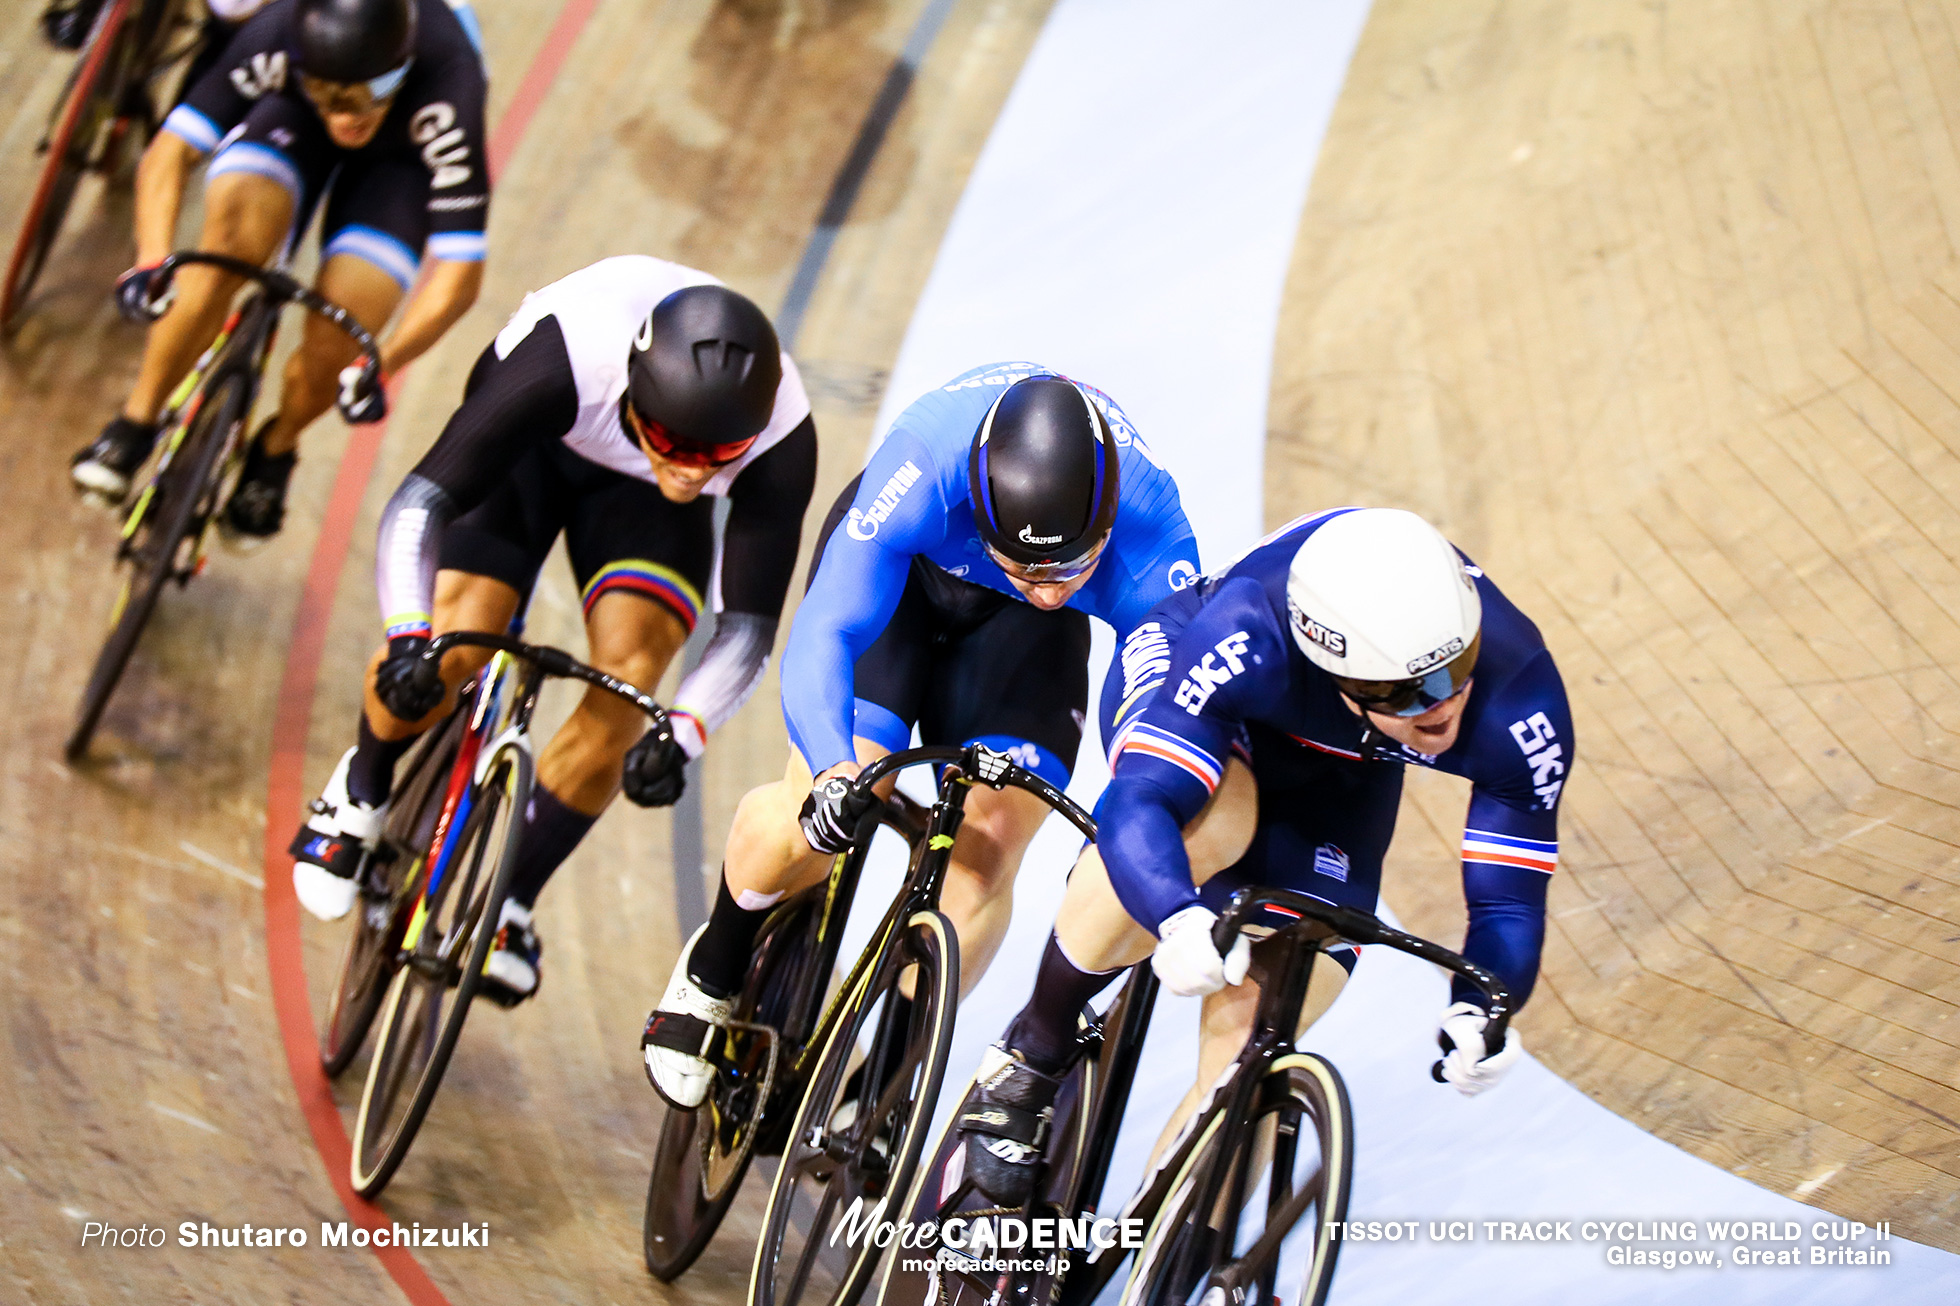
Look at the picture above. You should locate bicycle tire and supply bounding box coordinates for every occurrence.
[318,710,468,1076]
[349,739,532,1198]
[643,893,820,1280]
[1121,1054,1353,1306]
[1,0,133,330]
[751,909,960,1306]
[65,365,245,760]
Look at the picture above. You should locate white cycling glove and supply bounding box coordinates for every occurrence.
[1151,906,1251,998]
[1437,1001,1523,1096]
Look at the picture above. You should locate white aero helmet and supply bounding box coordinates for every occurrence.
[1285,508,1483,717]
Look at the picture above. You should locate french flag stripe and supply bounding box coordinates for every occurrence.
[1462,837,1558,873]
[1120,725,1222,792]
[1463,828,1558,852]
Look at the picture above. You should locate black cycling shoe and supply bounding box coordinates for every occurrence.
[220,423,295,548]
[41,0,104,49]
[953,1043,1066,1207]
[70,416,158,503]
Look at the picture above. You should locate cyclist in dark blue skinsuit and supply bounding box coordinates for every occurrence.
[642,363,1201,1110]
[948,506,1574,1203]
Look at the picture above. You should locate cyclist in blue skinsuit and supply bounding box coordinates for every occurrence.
[949,506,1574,1202]
[642,362,1200,1110]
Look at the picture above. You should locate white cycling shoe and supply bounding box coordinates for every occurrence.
[288,747,386,922]
[641,925,733,1109]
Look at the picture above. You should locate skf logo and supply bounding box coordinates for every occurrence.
[1287,597,1345,657]
[410,103,472,188]
[846,460,923,540]
[1408,638,1464,676]
[1508,711,1565,810]
[1173,631,1252,716]
[229,51,286,99]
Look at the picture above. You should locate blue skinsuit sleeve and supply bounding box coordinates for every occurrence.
[1104,524,1201,639]
[1096,578,1277,932]
[779,432,946,774]
[1453,650,1573,1010]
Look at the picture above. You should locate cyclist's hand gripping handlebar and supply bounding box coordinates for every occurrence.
[1208,886,1515,1084]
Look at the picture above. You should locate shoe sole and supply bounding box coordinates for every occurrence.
[70,464,130,503]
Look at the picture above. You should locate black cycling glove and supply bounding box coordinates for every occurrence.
[374,635,444,722]
[799,776,876,855]
[622,720,687,808]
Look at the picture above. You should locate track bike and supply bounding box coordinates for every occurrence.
[641,773,930,1280]
[306,631,671,1199]
[745,742,1101,1306]
[3,0,205,329]
[638,742,1097,1306]
[65,250,381,760]
[882,887,1515,1306]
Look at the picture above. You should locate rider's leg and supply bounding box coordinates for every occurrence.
[257,253,405,455]
[222,254,403,540]
[120,170,291,425]
[692,736,895,998]
[1143,951,1350,1172]
[999,757,1260,1069]
[504,590,689,906]
[936,783,1055,997]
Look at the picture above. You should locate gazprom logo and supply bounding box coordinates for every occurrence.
[1019,524,1063,546]
[847,460,923,541]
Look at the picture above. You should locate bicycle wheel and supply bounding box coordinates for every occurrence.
[349,738,532,1198]
[318,709,467,1076]
[1,0,133,329]
[65,367,245,759]
[1121,1054,1353,1306]
[751,910,960,1306]
[643,892,819,1280]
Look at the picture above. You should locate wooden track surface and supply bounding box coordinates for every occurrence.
[1269,0,1960,1250]
[0,0,1051,1299]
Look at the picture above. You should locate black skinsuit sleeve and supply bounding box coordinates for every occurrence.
[372,316,578,636]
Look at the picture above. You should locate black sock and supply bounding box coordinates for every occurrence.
[347,712,414,808]
[505,786,598,910]
[1004,933,1123,1073]
[688,874,779,999]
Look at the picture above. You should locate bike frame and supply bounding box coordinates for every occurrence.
[394,630,665,962]
[1042,887,1514,1306]
[789,745,1099,1111]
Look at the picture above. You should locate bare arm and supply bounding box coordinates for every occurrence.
[132,133,204,267]
[378,259,483,375]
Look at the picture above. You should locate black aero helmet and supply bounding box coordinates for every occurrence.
[624,284,783,456]
[294,0,417,85]
[968,376,1121,575]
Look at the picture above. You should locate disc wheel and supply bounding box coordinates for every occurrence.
[318,710,467,1077]
[66,368,245,760]
[1121,1054,1353,1306]
[1,0,133,329]
[752,910,960,1306]
[642,893,819,1280]
[349,741,532,1198]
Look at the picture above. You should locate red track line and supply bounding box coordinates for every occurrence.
[260,4,600,1302]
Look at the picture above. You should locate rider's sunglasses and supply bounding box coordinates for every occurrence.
[623,399,757,469]
[983,531,1109,585]
[1332,631,1481,718]
[299,61,411,117]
